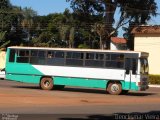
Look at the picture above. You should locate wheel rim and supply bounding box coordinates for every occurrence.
[44,80,50,88]
[111,84,119,93]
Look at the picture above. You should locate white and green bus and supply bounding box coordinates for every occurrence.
[5,46,149,95]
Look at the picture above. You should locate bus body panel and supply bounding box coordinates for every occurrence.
[54,77,108,88]
[121,81,139,91]
[33,65,126,81]
[6,74,41,84]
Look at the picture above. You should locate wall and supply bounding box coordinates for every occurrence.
[0,51,6,69]
[110,42,118,50]
[110,42,127,50]
[134,33,160,74]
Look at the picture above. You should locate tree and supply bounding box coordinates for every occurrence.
[91,23,107,49]
[21,7,37,42]
[0,0,12,31]
[63,9,76,48]
[47,9,76,48]
[0,31,10,49]
[69,27,75,48]
[0,0,25,46]
[31,31,56,47]
[121,0,157,50]
[67,0,157,49]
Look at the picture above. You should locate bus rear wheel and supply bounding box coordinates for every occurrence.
[107,82,122,95]
[40,77,53,90]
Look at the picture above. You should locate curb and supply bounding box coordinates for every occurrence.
[149,85,160,88]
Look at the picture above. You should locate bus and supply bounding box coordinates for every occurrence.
[5,46,149,95]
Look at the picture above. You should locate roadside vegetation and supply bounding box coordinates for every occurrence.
[0,0,158,49]
[149,75,160,85]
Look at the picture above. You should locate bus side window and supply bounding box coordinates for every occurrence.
[66,52,83,66]
[86,53,94,59]
[66,52,72,58]
[105,54,111,67]
[47,51,54,58]
[53,51,65,66]
[95,53,104,60]
[30,50,39,64]
[132,59,137,75]
[31,50,38,57]
[85,53,104,67]
[55,51,64,58]
[47,51,54,65]
[9,49,16,62]
[17,50,29,63]
[116,54,124,68]
[38,51,46,64]
[106,54,124,69]
[38,51,45,58]
[125,58,131,74]
[125,58,137,75]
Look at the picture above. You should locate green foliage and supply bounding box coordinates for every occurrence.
[0,31,10,49]
[78,44,90,49]
[91,23,107,49]
[149,75,160,85]
[68,0,104,22]
[0,0,12,31]
[30,32,54,47]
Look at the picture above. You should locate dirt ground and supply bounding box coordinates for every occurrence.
[0,80,160,108]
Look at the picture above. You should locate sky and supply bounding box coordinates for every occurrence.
[149,0,160,25]
[10,0,71,15]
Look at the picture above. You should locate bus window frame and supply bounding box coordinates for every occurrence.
[105,53,125,69]
[66,51,84,66]
[84,52,105,68]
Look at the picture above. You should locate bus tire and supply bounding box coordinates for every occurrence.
[107,82,122,95]
[40,77,53,90]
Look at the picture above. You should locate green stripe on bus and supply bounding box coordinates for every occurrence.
[121,81,139,91]
[6,64,43,75]
[6,64,43,83]
[54,77,139,90]
[54,77,108,89]
[6,74,41,84]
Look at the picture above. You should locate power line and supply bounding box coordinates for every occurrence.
[0,10,160,14]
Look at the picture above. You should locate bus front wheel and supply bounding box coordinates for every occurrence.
[40,77,53,90]
[107,82,122,95]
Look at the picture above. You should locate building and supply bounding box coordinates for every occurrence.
[0,50,6,69]
[132,25,160,75]
[110,37,127,50]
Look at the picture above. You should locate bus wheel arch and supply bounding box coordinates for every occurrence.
[40,76,54,90]
[106,81,122,95]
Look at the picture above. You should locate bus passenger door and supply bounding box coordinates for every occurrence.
[125,58,138,90]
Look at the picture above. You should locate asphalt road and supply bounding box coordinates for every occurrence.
[0,79,160,120]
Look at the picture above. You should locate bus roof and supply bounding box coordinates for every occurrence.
[8,46,148,54]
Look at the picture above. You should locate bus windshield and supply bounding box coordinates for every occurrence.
[140,58,149,74]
